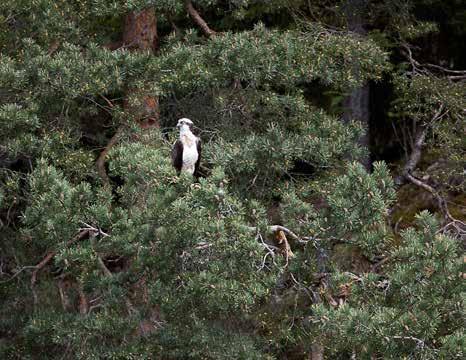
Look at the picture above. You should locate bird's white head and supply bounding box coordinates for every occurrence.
[177,118,194,130]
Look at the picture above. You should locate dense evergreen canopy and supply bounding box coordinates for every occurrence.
[0,1,464,359]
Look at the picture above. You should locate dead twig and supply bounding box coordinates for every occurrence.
[401,44,427,76]
[100,95,115,109]
[390,335,426,349]
[80,222,109,237]
[423,63,466,75]
[247,224,307,244]
[437,220,466,237]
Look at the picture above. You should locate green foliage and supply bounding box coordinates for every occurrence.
[325,162,396,255]
[311,212,464,359]
[0,1,464,359]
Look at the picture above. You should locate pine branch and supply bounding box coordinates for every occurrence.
[31,229,91,283]
[96,125,125,187]
[405,173,453,222]
[395,104,446,185]
[246,224,309,245]
[268,225,300,242]
[402,43,466,81]
[186,1,217,38]
[30,252,56,288]
[404,171,465,236]
[30,229,90,305]
[390,335,426,349]
[0,265,37,284]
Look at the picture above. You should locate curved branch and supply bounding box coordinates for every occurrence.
[395,105,446,185]
[31,229,90,304]
[268,225,300,242]
[405,173,454,222]
[96,125,125,187]
[186,0,216,38]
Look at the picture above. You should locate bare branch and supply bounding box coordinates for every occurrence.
[246,224,305,243]
[402,43,466,82]
[185,0,217,38]
[405,173,454,223]
[0,265,36,284]
[391,335,426,349]
[96,256,113,277]
[96,125,125,187]
[423,63,466,75]
[447,74,466,81]
[80,221,109,237]
[395,105,446,185]
[290,272,318,303]
[401,44,425,75]
[257,233,277,258]
[100,95,115,109]
[268,225,300,242]
[31,252,56,288]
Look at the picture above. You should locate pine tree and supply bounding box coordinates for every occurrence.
[0,1,464,359]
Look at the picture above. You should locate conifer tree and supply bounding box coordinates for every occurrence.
[0,1,464,359]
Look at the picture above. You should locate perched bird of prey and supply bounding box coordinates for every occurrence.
[171,118,201,176]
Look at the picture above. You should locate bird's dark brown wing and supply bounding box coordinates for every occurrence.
[171,140,183,173]
[194,138,202,177]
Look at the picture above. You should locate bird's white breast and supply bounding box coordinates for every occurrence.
[181,134,198,174]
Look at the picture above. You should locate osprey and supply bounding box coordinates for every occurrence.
[171,118,201,176]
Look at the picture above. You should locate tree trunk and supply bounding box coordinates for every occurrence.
[343,0,370,170]
[122,8,160,128]
[310,344,324,360]
[96,8,159,185]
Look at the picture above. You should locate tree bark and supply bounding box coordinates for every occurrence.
[343,0,370,170]
[123,9,158,52]
[122,8,160,128]
[310,344,324,360]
